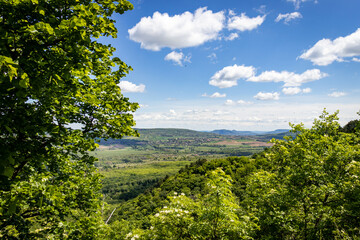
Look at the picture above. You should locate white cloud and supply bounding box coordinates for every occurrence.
[184,55,192,63]
[237,100,253,105]
[211,92,226,98]
[255,5,267,15]
[139,104,149,108]
[248,116,262,121]
[352,57,360,62]
[283,87,312,95]
[275,12,302,24]
[300,28,360,66]
[169,109,177,116]
[208,53,217,62]
[134,102,359,131]
[328,91,347,98]
[118,81,145,93]
[287,0,314,10]
[228,13,266,32]
[164,51,191,66]
[248,69,328,87]
[302,88,312,93]
[164,51,183,65]
[209,64,255,88]
[228,10,236,16]
[282,87,301,95]
[225,32,239,41]
[128,7,225,51]
[225,99,253,105]
[225,99,235,105]
[254,92,280,101]
[202,92,227,98]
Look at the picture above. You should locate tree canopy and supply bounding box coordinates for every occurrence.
[107,111,360,239]
[0,0,138,238]
[246,110,360,239]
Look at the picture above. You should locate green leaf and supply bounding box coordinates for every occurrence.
[6,198,18,215]
[0,0,138,238]
[19,72,29,88]
[2,167,14,178]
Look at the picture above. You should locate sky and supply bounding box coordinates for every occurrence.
[105,0,360,131]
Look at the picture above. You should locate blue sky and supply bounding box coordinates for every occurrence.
[107,0,360,131]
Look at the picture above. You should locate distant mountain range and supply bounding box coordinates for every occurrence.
[210,129,290,136]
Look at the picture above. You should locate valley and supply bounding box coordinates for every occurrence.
[94,128,288,205]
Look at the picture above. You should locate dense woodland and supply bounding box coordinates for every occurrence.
[104,112,360,239]
[1,0,360,239]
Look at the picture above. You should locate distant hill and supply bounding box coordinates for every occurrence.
[99,128,291,146]
[99,128,219,146]
[254,130,295,142]
[211,129,289,136]
[265,129,290,134]
[135,128,218,140]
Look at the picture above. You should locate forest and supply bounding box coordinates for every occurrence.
[103,112,360,239]
[1,0,360,239]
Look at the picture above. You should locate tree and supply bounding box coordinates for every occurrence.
[341,119,360,133]
[0,0,137,238]
[245,110,360,239]
[126,168,257,240]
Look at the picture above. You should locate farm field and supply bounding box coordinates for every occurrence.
[93,128,282,205]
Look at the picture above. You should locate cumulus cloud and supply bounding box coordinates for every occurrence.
[237,100,253,105]
[209,64,255,88]
[282,87,302,95]
[128,7,225,51]
[228,10,236,16]
[225,32,239,41]
[352,57,360,62]
[300,28,360,66]
[135,110,178,121]
[225,99,253,105]
[282,87,312,95]
[169,109,177,116]
[225,99,235,105]
[275,12,302,24]
[118,81,145,93]
[202,92,227,98]
[228,13,266,31]
[164,51,191,66]
[164,51,183,65]
[211,92,226,98]
[225,99,254,105]
[248,69,328,87]
[328,91,347,98]
[134,103,359,130]
[302,88,312,93]
[254,92,280,101]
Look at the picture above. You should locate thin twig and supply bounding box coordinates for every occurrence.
[105,208,117,224]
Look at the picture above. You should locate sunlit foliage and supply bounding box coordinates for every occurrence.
[0,0,137,238]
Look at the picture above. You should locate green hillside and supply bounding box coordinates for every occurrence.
[105,112,360,239]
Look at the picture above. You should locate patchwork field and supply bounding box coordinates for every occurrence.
[214,140,273,146]
[93,128,285,205]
